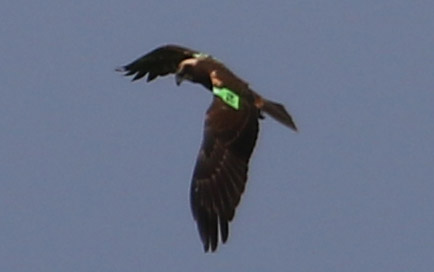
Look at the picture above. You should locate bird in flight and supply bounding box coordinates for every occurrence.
[117,44,297,252]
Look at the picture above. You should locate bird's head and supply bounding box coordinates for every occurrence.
[175,60,196,86]
[175,58,213,90]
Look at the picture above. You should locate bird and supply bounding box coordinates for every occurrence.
[116,44,297,252]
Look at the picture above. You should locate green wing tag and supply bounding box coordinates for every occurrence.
[193,52,210,59]
[212,86,240,110]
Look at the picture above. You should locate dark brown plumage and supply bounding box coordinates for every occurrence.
[117,44,297,252]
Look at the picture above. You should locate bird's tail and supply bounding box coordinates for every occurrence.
[260,99,298,131]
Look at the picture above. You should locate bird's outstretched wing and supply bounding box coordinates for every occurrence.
[191,98,259,252]
[116,45,199,82]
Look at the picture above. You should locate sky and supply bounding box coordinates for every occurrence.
[1,1,434,271]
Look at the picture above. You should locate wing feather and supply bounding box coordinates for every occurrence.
[116,45,200,82]
[190,98,259,252]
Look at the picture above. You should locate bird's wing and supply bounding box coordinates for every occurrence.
[191,97,259,252]
[116,45,200,82]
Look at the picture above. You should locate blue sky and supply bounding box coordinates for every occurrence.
[1,1,434,271]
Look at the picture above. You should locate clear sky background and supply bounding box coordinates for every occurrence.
[1,1,434,271]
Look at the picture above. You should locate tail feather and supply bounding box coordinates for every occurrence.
[261,99,297,131]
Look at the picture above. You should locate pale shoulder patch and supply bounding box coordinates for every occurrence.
[180,58,199,66]
[210,70,223,87]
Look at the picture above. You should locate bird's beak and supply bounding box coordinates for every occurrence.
[175,74,184,86]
